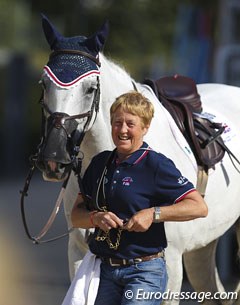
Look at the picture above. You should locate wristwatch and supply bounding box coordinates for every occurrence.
[153,207,161,223]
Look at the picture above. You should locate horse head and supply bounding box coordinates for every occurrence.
[35,15,109,181]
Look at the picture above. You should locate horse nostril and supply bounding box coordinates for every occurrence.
[48,160,57,171]
[54,114,65,129]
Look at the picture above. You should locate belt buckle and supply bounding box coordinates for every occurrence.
[109,258,121,267]
[160,250,165,258]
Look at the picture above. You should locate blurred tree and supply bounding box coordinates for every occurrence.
[0,0,220,173]
[26,0,219,78]
[0,0,31,51]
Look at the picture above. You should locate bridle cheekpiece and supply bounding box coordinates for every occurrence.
[20,48,101,244]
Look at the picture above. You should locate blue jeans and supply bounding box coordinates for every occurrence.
[94,257,168,305]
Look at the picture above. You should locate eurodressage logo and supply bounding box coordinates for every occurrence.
[122,177,133,186]
[177,176,188,186]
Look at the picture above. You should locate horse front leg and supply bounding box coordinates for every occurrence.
[163,246,184,305]
[234,218,240,305]
[183,236,240,305]
[68,228,89,280]
[183,239,227,305]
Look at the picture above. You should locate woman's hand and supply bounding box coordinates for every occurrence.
[71,194,124,230]
[123,208,154,232]
[93,211,124,232]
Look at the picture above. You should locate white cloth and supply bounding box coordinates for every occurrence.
[61,250,101,305]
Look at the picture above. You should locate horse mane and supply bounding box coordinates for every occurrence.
[99,53,128,74]
[99,53,135,88]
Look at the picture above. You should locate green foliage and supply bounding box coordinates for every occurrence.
[0,0,220,156]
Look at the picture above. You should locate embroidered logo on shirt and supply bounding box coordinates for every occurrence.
[177,176,188,186]
[122,177,133,186]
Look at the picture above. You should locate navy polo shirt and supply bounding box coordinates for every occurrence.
[81,142,195,259]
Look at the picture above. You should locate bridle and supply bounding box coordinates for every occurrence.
[36,76,100,168]
[49,49,101,67]
[20,49,101,244]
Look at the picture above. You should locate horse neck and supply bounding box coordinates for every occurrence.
[99,54,136,102]
[81,54,197,179]
[80,54,136,170]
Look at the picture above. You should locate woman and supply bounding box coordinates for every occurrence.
[71,91,208,305]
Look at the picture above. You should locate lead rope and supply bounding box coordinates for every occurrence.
[95,219,123,250]
[20,157,73,244]
[92,150,124,250]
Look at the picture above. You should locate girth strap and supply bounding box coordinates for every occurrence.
[196,167,209,197]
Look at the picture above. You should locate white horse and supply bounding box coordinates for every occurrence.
[36,16,240,304]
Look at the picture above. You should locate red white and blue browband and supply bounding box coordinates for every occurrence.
[43,65,100,89]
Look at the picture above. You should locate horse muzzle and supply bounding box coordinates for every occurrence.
[35,120,80,181]
[36,158,72,181]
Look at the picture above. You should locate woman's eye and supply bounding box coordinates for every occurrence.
[114,121,122,126]
[127,123,134,127]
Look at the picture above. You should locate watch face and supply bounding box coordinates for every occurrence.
[154,207,161,222]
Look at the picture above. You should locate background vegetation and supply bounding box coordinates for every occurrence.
[0,0,238,288]
[0,0,221,174]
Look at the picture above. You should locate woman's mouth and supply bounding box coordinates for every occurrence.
[118,135,130,140]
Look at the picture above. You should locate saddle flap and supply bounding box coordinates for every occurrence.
[145,75,202,113]
[144,75,226,170]
[193,117,225,168]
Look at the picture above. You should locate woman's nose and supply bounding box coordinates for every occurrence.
[120,122,128,133]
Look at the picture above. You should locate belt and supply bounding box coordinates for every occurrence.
[100,250,165,267]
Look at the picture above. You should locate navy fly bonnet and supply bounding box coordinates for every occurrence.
[41,14,109,87]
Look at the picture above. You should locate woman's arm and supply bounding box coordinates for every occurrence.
[71,193,96,228]
[71,193,124,231]
[124,190,208,232]
[157,190,208,222]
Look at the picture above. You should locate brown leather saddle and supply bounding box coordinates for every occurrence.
[144,75,225,171]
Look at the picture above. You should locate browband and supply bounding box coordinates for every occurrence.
[49,49,101,67]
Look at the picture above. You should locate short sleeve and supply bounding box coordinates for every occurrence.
[154,156,195,204]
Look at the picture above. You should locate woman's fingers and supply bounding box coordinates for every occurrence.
[96,211,123,230]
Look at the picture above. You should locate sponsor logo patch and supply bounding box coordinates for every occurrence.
[177,176,189,186]
[122,177,133,186]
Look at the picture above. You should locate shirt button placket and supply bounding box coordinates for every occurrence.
[111,169,120,191]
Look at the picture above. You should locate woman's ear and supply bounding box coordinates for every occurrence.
[143,125,150,136]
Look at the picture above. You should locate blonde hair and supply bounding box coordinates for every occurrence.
[110,91,154,127]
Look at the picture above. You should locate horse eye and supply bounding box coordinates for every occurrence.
[86,87,95,94]
[39,79,46,90]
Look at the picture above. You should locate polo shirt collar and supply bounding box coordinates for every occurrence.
[115,142,150,166]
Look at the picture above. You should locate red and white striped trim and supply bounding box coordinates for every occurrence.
[174,188,196,203]
[133,149,150,164]
[43,65,100,89]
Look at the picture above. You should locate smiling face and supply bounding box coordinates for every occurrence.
[110,91,154,160]
[111,108,149,159]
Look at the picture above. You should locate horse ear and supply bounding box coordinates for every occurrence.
[41,13,63,49]
[85,20,109,53]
